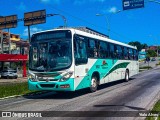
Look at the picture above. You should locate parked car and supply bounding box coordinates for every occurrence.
[1,69,18,79]
[151,57,156,61]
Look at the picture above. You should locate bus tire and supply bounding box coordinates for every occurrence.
[124,70,129,82]
[90,76,98,92]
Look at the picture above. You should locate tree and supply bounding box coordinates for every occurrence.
[128,41,148,51]
[147,50,157,57]
[128,41,142,51]
[142,43,148,49]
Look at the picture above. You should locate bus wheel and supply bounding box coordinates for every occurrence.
[125,70,129,82]
[90,76,98,92]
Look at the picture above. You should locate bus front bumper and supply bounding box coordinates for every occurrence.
[28,78,74,91]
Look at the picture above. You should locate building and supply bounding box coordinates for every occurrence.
[0,30,29,77]
[139,49,146,60]
[146,45,160,57]
[0,31,29,54]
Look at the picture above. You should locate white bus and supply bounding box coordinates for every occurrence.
[28,27,139,92]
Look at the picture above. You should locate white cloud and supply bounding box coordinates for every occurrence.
[102,6,119,14]
[74,0,106,5]
[40,0,50,2]
[23,27,42,37]
[108,7,118,13]
[40,0,60,4]
[93,0,106,2]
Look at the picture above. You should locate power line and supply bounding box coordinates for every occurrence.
[38,0,134,42]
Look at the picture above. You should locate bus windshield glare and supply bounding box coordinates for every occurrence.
[29,30,72,72]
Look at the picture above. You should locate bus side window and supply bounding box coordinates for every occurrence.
[121,47,124,59]
[114,45,118,59]
[116,45,123,59]
[109,43,114,59]
[98,41,109,58]
[136,50,138,60]
[133,50,138,60]
[129,49,133,60]
[74,35,88,65]
[88,39,97,58]
[124,47,128,60]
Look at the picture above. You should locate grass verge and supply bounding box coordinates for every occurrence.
[156,62,160,66]
[0,82,38,98]
[146,100,160,120]
[140,66,152,70]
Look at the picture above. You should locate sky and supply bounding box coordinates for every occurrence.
[1,0,160,46]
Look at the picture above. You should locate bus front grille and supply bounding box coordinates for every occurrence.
[38,79,59,81]
[40,84,55,88]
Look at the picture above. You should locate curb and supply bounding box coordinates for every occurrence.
[134,91,160,120]
[0,91,50,100]
[0,94,23,100]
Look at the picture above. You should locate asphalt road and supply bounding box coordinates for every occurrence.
[1,67,160,120]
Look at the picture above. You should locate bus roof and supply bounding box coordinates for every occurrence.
[33,27,137,50]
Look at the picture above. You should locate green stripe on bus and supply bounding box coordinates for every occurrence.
[75,59,118,90]
[103,62,130,78]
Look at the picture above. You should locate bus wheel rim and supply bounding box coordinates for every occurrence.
[126,73,129,80]
[92,78,97,88]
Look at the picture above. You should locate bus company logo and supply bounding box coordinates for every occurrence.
[2,112,11,117]
[102,60,108,65]
[102,60,108,69]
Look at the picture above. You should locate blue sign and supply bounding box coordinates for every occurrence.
[123,0,144,10]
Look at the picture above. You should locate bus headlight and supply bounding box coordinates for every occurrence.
[28,74,37,82]
[60,72,73,82]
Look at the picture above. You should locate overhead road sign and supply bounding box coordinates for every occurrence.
[123,0,144,10]
[0,15,17,29]
[24,9,46,26]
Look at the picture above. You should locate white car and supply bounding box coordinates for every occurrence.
[1,69,18,79]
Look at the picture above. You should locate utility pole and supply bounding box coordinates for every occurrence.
[8,28,11,54]
[0,31,3,53]
[28,25,31,43]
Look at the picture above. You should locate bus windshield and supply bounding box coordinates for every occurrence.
[29,30,72,72]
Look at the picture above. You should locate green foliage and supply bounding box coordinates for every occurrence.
[128,41,148,51]
[139,66,152,69]
[147,50,157,57]
[156,61,160,66]
[152,100,160,111]
[0,82,31,98]
[0,82,44,98]
[146,100,160,120]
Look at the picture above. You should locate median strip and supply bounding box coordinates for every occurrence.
[0,82,48,99]
[146,100,160,120]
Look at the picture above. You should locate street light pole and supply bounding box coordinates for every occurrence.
[96,14,110,37]
[48,14,67,27]
[96,10,121,38]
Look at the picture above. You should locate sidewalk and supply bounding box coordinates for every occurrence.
[0,77,28,85]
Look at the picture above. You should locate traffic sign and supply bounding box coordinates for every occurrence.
[0,15,17,29]
[123,0,144,10]
[24,10,46,26]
